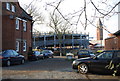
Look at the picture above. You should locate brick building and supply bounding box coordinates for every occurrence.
[2,2,32,59]
[105,30,120,50]
[105,4,120,50]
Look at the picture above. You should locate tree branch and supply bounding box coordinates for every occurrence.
[90,0,120,17]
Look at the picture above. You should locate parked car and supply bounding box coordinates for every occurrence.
[72,50,120,74]
[66,53,74,59]
[28,51,44,60]
[0,50,25,66]
[42,50,54,58]
[77,50,95,58]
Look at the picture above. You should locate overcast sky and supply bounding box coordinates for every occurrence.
[18,0,119,40]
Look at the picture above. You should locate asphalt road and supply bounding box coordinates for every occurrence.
[2,56,119,79]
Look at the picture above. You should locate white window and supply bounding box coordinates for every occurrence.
[23,21,27,31]
[16,41,19,52]
[6,3,10,10]
[12,5,15,12]
[23,41,27,51]
[16,18,19,30]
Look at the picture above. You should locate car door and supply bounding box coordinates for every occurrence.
[113,51,120,70]
[90,51,113,72]
[12,50,21,63]
[6,50,16,64]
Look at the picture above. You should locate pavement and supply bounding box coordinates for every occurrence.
[2,56,120,80]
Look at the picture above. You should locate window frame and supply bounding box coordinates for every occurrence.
[11,5,15,12]
[16,18,20,30]
[16,41,19,52]
[23,41,27,52]
[23,20,27,31]
[6,3,10,10]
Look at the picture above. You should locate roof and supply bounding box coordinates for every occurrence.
[105,36,115,40]
[18,3,32,21]
[97,18,103,28]
[113,30,120,36]
[11,2,32,21]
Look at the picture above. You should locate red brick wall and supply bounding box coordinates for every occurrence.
[105,36,120,50]
[2,2,32,59]
[117,36,120,50]
[2,15,15,50]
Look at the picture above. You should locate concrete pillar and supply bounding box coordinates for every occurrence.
[72,31,74,49]
[33,33,36,48]
[80,34,83,49]
[63,34,65,48]
[87,33,89,49]
[44,33,46,48]
[54,33,56,48]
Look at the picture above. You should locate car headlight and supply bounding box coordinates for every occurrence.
[72,60,79,65]
[73,60,76,64]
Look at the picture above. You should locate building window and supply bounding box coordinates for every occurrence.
[23,21,27,31]
[23,41,27,51]
[12,5,15,12]
[16,18,19,30]
[6,3,10,10]
[16,41,19,52]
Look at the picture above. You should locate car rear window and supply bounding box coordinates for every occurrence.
[78,50,89,55]
[2,50,13,57]
[97,52,113,59]
[33,51,40,55]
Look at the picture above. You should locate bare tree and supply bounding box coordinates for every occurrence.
[46,0,120,33]
[22,0,44,26]
[49,12,72,56]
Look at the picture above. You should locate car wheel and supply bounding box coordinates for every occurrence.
[51,56,54,58]
[36,57,39,60]
[21,59,25,64]
[78,63,88,74]
[6,60,11,67]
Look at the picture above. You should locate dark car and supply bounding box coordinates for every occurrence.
[0,50,25,66]
[42,50,54,58]
[28,51,44,60]
[77,50,95,58]
[72,50,120,74]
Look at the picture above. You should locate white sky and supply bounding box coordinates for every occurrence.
[18,0,119,40]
